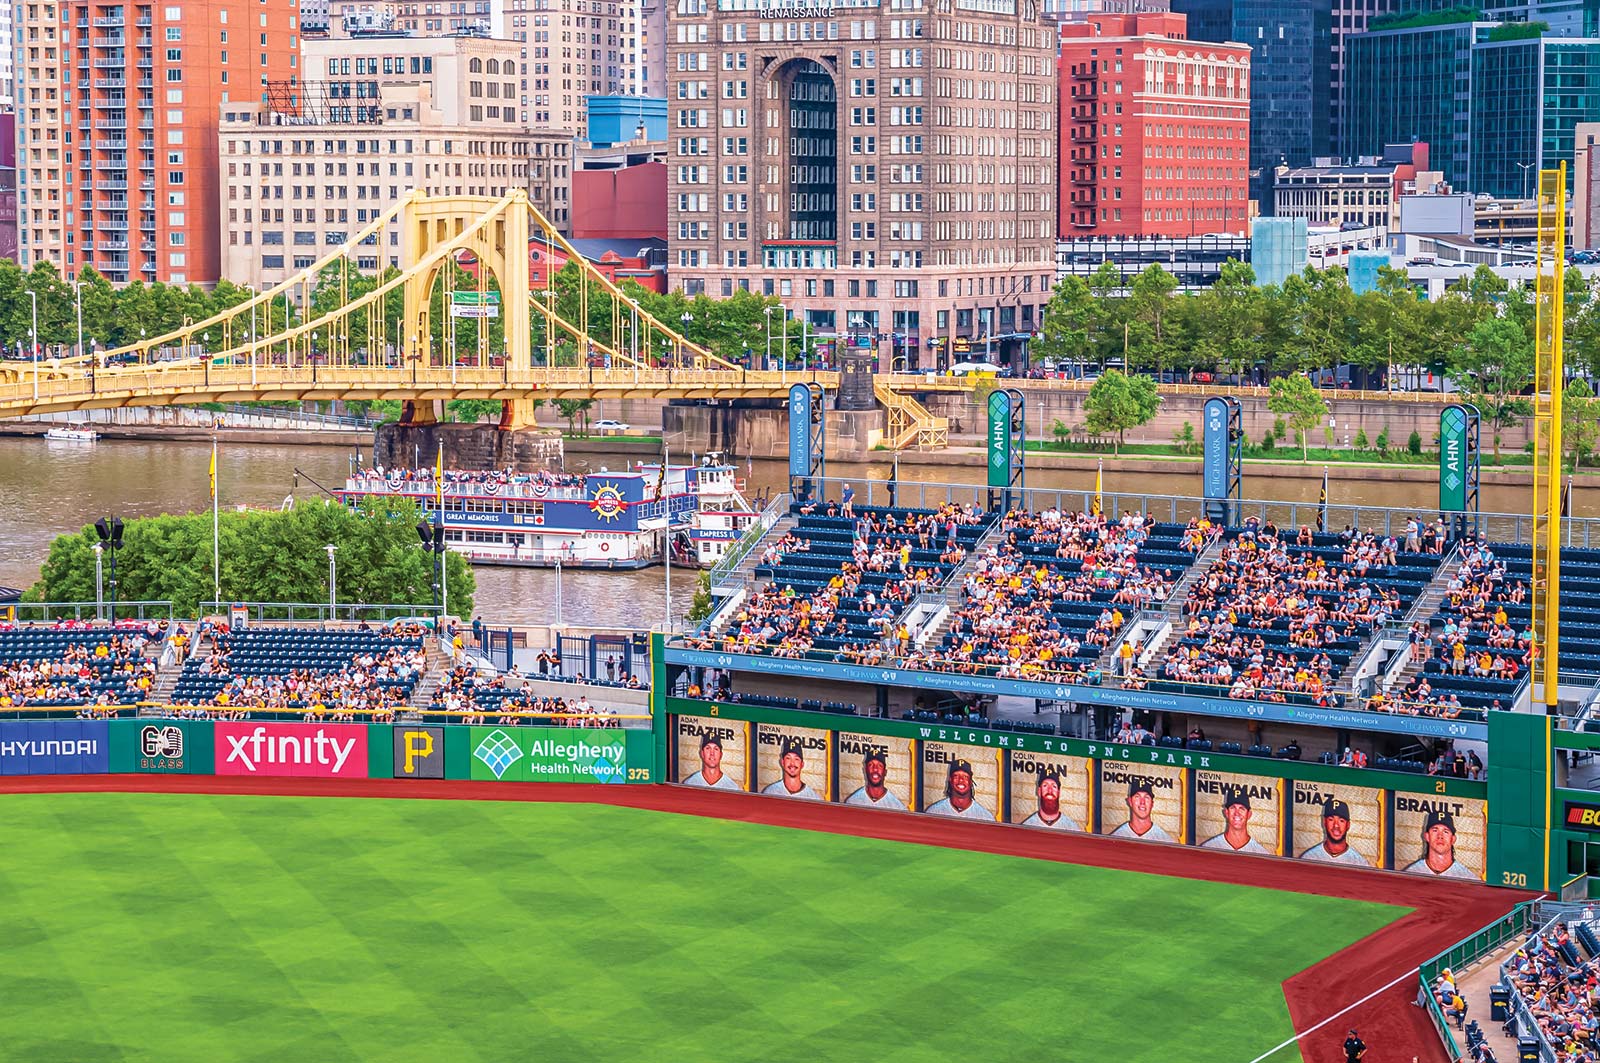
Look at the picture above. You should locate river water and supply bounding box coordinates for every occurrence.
[0,435,1574,625]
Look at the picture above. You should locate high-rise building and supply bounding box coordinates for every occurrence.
[390,0,497,34]
[1057,12,1250,239]
[1043,0,1169,23]
[1345,4,1600,197]
[1,2,16,110]
[1171,1,1400,208]
[666,0,1058,369]
[15,0,299,284]
[502,0,642,134]
[1575,120,1600,250]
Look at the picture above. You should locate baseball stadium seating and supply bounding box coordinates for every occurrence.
[0,625,153,707]
[170,625,426,708]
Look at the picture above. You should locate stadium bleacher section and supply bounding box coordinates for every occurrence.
[427,667,626,726]
[0,620,160,709]
[1500,920,1600,1063]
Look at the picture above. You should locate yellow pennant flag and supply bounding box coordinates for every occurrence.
[1092,460,1103,518]
[435,442,444,509]
[209,445,217,501]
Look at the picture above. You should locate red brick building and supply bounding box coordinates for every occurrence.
[1058,13,1250,240]
[571,162,666,242]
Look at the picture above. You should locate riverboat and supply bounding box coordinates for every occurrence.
[43,424,99,442]
[338,460,759,569]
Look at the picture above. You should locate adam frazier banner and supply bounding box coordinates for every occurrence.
[468,726,627,783]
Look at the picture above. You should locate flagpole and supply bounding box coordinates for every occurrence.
[663,442,672,633]
[436,441,447,621]
[211,434,220,605]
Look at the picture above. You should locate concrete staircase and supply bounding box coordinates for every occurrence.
[407,639,455,708]
[1374,544,1464,698]
[914,519,1011,650]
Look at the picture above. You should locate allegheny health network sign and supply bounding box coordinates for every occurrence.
[467,726,627,783]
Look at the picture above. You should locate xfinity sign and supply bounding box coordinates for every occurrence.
[214,722,369,778]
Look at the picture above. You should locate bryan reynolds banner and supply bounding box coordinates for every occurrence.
[1098,762,1186,844]
[674,714,750,791]
[1291,780,1385,869]
[754,723,830,801]
[920,740,1001,821]
[837,731,914,812]
[1193,770,1283,857]
[214,721,369,778]
[1009,749,1093,833]
[468,726,626,783]
[1392,793,1488,882]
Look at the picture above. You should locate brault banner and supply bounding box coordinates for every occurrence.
[0,719,108,775]
[674,714,750,791]
[1393,793,1488,882]
[214,721,370,778]
[468,726,626,783]
[754,722,829,801]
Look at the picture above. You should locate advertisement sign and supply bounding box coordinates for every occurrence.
[0,719,109,775]
[920,740,1000,821]
[986,389,1012,489]
[674,715,750,790]
[214,721,370,779]
[394,726,446,779]
[108,719,212,774]
[1202,397,1230,501]
[1194,771,1283,856]
[1439,404,1470,512]
[788,384,812,478]
[467,726,626,783]
[836,731,914,811]
[1393,793,1487,882]
[1291,780,1385,868]
[753,722,829,800]
[1098,763,1186,844]
[1565,801,1600,832]
[1008,749,1093,832]
[136,722,196,774]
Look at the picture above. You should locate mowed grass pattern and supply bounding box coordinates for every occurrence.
[1,794,1404,1063]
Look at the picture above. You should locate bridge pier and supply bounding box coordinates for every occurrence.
[499,399,543,432]
[374,421,564,473]
[399,399,441,426]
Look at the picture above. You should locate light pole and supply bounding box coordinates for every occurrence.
[94,517,123,620]
[780,303,789,385]
[417,521,445,615]
[325,544,338,618]
[1517,161,1536,202]
[27,290,38,401]
[93,543,104,620]
[764,305,774,371]
[679,311,693,369]
[663,441,672,632]
[74,279,84,360]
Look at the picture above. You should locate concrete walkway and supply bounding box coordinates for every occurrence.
[1452,939,1526,1061]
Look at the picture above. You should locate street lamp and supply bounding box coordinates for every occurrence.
[94,517,124,620]
[325,544,338,617]
[1517,161,1536,202]
[680,311,693,369]
[74,279,84,361]
[764,305,774,371]
[417,520,446,615]
[92,543,105,621]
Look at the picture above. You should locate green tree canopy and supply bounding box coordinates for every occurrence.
[1082,370,1161,455]
[1266,373,1329,461]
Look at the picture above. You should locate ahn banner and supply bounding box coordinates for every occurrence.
[214,721,370,779]
[1098,762,1186,845]
[837,731,914,812]
[1194,771,1284,857]
[0,719,108,775]
[1393,792,1488,882]
[1008,750,1093,833]
[674,714,750,792]
[920,740,1001,821]
[468,726,626,783]
[394,726,446,779]
[1291,780,1386,869]
[754,722,830,801]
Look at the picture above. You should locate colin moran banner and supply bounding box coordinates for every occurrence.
[1008,749,1093,833]
[468,726,626,783]
[214,722,369,778]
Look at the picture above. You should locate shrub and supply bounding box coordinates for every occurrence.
[1407,430,1423,456]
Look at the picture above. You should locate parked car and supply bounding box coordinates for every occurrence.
[949,361,1005,376]
[592,419,631,434]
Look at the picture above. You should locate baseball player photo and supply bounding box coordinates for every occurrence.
[760,735,822,800]
[926,758,995,820]
[1300,798,1373,866]
[844,746,907,810]
[683,732,741,790]
[1403,808,1478,880]
[1020,769,1082,831]
[1200,786,1270,854]
[1110,777,1175,842]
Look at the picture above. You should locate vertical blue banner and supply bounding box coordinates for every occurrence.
[1440,404,1468,512]
[986,389,1012,488]
[788,384,812,478]
[1202,397,1229,501]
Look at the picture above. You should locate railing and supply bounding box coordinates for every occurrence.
[1418,901,1533,1062]
[877,373,1461,405]
[345,474,591,502]
[198,601,443,623]
[0,703,651,727]
[1,599,174,622]
[708,491,791,589]
[214,402,385,429]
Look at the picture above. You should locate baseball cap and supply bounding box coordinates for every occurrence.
[863,747,888,767]
[1223,786,1250,810]
[949,758,974,778]
[1037,768,1061,789]
[1423,808,1457,834]
[699,733,723,750]
[780,736,805,760]
[1128,776,1154,798]
[1323,798,1352,821]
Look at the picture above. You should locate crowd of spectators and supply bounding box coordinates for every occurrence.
[352,465,587,493]
[431,666,624,726]
[172,624,426,716]
[0,621,161,709]
[1503,922,1600,1063]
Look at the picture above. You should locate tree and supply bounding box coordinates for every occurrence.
[555,397,597,435]
[1565,379,1600,471]
[1081,370,1161,455]
[685,570,715,626]
[446,400,504,424]
[28,497,474,617]
[1450,316,1534,459]
[1033,275,1098,366]
[1125,264,1179,372]
[1266,373,1328,462]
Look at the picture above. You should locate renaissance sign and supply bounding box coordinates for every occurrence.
[754,0,838,16]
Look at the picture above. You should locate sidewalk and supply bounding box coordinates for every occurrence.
[1453,940,1525,1061]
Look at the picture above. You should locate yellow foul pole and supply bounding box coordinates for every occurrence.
[1531,163,1566,710]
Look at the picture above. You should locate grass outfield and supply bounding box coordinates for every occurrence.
[3,794,1405,1063]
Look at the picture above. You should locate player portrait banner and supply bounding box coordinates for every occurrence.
[674,714,750,792]
[1008,749,1093,833]
[1291,780,1385,869]
[1193,770,1283,856]
[1098,762,1186,844]
[754,722,830,800]
[1393,793,1488,882]
[920,740,1001,821]
[837,731,913,812]
[467,726,626,784]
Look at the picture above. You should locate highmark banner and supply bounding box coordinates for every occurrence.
[466,726,627,784]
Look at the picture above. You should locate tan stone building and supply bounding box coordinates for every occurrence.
[666,0,1058,369]
[502,0,644,134]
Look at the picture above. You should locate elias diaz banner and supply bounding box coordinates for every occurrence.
[214,722,369,778]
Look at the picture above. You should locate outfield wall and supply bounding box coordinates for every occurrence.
[0,719,660,785]
[663,699,1491,882]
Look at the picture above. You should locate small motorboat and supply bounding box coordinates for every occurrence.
[44,424,99,442]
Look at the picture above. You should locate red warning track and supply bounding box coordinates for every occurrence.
[4,775,1532,1063]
